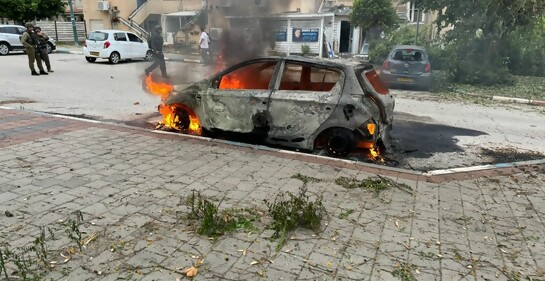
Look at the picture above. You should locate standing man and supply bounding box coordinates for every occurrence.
[199,27,210,65]
[34,26,53,73]
[145,25,168,79]
[20,22,47,76]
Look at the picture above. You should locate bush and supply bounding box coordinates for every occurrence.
[504,26,545,77]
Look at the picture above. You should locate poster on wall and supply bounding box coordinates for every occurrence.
[292,28,319,42]
[275,30,287,42]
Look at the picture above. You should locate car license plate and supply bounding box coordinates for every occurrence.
[90,51,99,56]
[397,77,413,82]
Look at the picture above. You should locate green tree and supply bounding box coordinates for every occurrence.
[0,0,66,24]
[408,0,545,85]
[350,0,398,32]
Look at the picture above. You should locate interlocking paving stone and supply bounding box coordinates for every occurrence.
[1,109,545,280]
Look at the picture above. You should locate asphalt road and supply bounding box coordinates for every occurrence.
[1,53,544,171]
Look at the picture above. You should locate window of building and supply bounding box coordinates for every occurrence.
[407,1,425,23]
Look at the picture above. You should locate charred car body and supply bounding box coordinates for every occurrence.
[154,56,395,157]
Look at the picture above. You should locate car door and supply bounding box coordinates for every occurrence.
[203,59,280,133]
[113,32,131,58]
[3,26,23,49]
[127,32,147,59]
[266,60,344,143]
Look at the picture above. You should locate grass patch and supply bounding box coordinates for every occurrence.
[438,75,545,101]
[186,191,260,237]
[392,262,418,281]
[265,187,327,251]
[335,176,391,193]
[338,209,355,219]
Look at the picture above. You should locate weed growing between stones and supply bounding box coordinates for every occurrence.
[335,176,413,195]
[0,226,56,281]
[65,211,84,251]
[186,190,260,237]
[291,173,322,185]
[338,209,355,219]
[265,186,327,251]
[392,262,418,281]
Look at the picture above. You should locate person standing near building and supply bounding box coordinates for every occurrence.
[20,22,47,76]
[199,27,210,65]
[34,26,53,73]
[145,25,168,79]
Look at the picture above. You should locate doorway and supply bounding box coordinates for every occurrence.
[339,21,351,53]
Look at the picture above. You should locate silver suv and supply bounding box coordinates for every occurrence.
[0,24,57,56]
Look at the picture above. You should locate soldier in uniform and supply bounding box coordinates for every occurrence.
[20,22,47,76]
[145,25,169,79]
[34,26,53,73]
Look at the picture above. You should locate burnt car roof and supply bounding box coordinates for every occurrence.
[245,56,372,69]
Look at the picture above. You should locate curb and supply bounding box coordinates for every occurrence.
[490,95,545,107]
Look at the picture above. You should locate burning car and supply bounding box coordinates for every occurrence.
[146,56,395,157]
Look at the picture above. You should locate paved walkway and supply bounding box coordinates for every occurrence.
[1,108,544,281]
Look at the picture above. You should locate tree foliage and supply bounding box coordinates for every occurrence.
[350,0,398,32]
[0,0,66,24]
[408,0,545,85]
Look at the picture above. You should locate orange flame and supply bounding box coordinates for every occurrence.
[358,141,384,162]
[144,75,201,135]
[145,74,174,99]
[157,103,201,135]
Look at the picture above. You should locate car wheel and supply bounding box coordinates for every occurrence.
[145,50,154,61]
[85,56,97,63]
[47,42,53,54]
[324,128,356,157]
[0,42,10,56]
[108,52,121,64]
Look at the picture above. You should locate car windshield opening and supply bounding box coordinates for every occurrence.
[392,49,425,62]
[218,61,277,90]
[88,32,108,41]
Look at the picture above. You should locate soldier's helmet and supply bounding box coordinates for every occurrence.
[25,22,34,29]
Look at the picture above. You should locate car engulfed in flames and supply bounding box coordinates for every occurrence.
[143,56,395,160]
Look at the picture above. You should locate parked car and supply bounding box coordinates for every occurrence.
[354,43,370,62]
[380,45,432,91]
[83,30,153,64]
[149,56,395,157]
[0,24,57,56]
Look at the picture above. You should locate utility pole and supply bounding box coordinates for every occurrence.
[414,0,420,45]
[68,0,79,46]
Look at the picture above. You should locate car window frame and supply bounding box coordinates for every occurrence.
[275,60,343,93]
[390,48,428,62]
[1,26,19,35]
[127,33,143,43]
[114,32,128,42]
[211,59,281,91]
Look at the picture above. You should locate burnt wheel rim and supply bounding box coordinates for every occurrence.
[328,136,350,155]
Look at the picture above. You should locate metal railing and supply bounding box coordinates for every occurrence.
[117,17,149,37]
[179,0,208,31]
[128,0,148,21]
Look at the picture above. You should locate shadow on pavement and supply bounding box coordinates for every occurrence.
[389,112,488,159]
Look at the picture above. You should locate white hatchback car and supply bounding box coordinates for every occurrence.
[83,30,153,64]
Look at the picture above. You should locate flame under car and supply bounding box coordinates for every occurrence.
[153,57,395,157]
